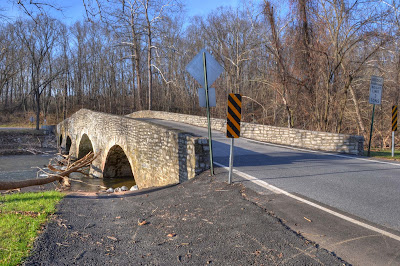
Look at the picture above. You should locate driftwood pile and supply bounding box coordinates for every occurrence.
[0,152,97,191]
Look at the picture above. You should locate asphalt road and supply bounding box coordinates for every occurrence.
[24,173,347,265]
[138,118,400,233]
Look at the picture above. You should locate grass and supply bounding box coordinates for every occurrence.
[0,191,64,266]
[364,149,400,160]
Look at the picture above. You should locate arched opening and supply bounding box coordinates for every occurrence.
[66,136,72,154]
[59,134,63,147]
[103,145,136,188]
[78,134,93,159]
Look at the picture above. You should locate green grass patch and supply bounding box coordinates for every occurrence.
[0,191,63,266]
[364,149,400,160]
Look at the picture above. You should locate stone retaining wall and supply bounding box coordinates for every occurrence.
[57,109,210,189]
[128,111,364,155]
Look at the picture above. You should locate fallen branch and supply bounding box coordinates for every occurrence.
[0,152,98,191]
[0,175,64,191]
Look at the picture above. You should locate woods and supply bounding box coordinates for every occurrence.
[1,0,400,147]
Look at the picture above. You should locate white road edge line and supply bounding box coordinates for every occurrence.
[214,161,400,242]
[246,138,400,167]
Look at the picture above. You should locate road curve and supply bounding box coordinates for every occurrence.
[138,118,400,233]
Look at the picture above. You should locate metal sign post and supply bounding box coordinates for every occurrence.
[202,52,214,175]
[228,138,234,184]
[392,105,398,157]
[186,48,223,176]
[367,104,376,157]
[226,93,242,184]
[367,76,383,157]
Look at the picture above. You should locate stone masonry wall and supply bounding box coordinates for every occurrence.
[128,111,364,156]
[57,109,209,189]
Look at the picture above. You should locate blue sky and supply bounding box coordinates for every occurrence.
[0,0,264,24]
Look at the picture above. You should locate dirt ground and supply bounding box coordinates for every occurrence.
[0,129,56,156]
[23,170,348,265]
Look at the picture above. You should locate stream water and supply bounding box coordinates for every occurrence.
[0,153,136,192]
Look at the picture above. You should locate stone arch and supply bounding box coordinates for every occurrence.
[66,136,72,154]
[103,145,135,181]
[78,134,94,159]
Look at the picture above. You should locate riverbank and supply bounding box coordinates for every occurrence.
[0,128,56,156]
[0,153,60,194]
[24,170,347,265]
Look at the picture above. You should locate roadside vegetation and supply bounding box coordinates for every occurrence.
[0,112,58,128]
[366,149,400,160]
[0,191,63,266]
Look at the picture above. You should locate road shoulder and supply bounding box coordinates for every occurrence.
[232,173,400,266]
[24,171,346,265]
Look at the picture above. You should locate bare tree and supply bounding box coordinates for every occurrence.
[15,15,63,129]
[264,1,294,128]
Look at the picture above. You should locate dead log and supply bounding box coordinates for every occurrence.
[0,152,98,191]
[0,175,63,191]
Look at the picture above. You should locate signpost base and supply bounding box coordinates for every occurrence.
[228,138,234,184]
[392,131,395,157]
[367,104,376,157]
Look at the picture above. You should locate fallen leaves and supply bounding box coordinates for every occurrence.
[201,219,213,225]
[252,250,261,256]
[0,210,41,217]
[303,217,312,223]
[56,242,70,247]
[107,236,118,241]
[55,218,68,229]
[167,233,176,238]
[138,220,149,226]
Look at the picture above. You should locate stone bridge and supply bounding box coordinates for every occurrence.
[57,109,210,189]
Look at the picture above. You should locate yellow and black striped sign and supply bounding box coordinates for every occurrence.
[392,105,398,131]
[227,93,242,138]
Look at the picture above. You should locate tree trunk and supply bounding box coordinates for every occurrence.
[145,5,153,110]
[265,1,293,128]
[147,31,152,110]
[63,79,67,120]
[35,90,40,130]
[349,84,366,134]
[130,9,142,110]
[0,175,62,190]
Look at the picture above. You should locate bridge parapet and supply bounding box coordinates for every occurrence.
[128,111,364,156]
[57,109,210,189]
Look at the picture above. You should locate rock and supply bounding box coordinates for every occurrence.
[114,187,121,192]
[106,188,114,193]
[120,186,128,191]
[130,185,138,191]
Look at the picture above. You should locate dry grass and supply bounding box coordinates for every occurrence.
[0,112,62,128]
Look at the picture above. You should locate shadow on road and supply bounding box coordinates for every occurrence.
[212,141,400,180]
